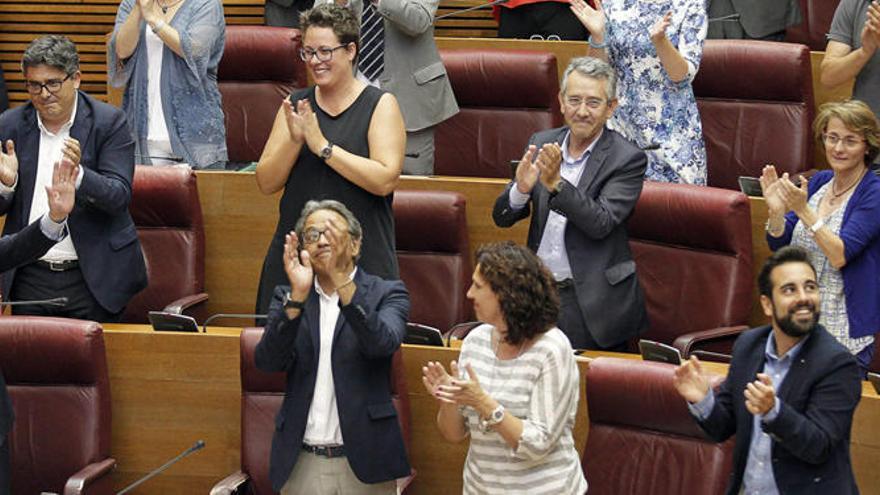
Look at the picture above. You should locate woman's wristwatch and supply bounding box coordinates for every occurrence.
[479,404,505,431]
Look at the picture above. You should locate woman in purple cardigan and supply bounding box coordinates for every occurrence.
[761,100,880,373]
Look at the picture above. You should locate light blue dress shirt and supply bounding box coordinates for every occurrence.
[689,334,809,495]
[508,130,599,281]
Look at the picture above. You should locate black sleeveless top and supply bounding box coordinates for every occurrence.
[256,85,399,314]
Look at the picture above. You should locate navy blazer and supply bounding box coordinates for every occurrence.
[492,126,649,348]
[0,91,147,314]
[1,219,66,438]
[698,325,862,495]
[254,270,411,490]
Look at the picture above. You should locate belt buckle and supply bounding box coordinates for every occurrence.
[47,261,66,272]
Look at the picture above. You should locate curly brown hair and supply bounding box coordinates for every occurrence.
[299,3,360,55]
[475,241,559,346]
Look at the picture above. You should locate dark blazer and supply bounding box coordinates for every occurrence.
[492,126,648,348]
[708,0,802,39]
[255,270,411,490]
[0,91,147,314]
[697,325,862,495]
[1,218,67,488]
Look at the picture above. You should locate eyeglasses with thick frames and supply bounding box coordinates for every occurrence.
[822,133,865,149]
[25,73,72,95]
[299,45,349,62]
[564,96,606,110]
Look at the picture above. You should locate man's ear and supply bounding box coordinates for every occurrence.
[759,294,773,318]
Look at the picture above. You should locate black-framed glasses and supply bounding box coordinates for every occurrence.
[302,227,329,244]
[299,45,349,62]
[25,73,72,95]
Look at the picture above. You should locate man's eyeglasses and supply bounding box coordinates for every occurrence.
[564,97,606,110]
[823,133,865,149]
[299,45,349,62]
[25,73,72,95]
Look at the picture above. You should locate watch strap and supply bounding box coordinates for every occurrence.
[283,292,306,311]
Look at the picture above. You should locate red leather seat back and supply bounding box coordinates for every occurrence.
[436,49,563,178]
[239,327,411,494]
[393,190,473,331]
[0,317,111,494]
[694,40,814,190]
[124,166,205,323]
[627,182,753,346]
[583,357,733,495]
[786,0,841,50]
[219,26,307,164]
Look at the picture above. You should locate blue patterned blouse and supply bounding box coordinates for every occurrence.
[109,0,227,169]
[604,0,707,185]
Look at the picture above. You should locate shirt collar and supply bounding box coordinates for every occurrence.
[561,128,602,165]
[764,329,810,363]
[314,267,358,299]
[36,92,78,136]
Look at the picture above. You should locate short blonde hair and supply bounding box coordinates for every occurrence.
[813,100,880,163]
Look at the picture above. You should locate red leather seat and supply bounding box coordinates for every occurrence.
[0,317,115,494]
[582,357,733,495]
[218,26,306,165]
[694,40,815,190]
[210,327,414,494]
[123,165,208,323]
[786,0,841,50]
[393,190,472,332]
[627,182,753,356]
[435,49,563,178]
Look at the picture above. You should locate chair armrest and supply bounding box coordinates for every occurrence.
[163,292,209,315]
[63,458,116,495]
[210,470,250,495]
[673,325,749,358]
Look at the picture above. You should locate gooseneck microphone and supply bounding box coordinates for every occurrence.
[116,440,206,495]
[0,297,68,307]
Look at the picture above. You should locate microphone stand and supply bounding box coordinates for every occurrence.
[116,440,206,495]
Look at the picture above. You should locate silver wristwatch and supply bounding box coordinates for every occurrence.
[480,404,505,431]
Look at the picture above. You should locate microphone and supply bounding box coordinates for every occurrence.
[435,0,509,20]
[202,313,268,333]
[0,297,67,307]
[135,153,186,163]
[708,13,741,23]
[116,440,206,495]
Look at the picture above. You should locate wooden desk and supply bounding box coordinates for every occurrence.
[98,326,879,494]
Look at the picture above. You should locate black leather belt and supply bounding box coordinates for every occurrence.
[302,444,346,458]
[556,278,574,290]
[36,260,79,272]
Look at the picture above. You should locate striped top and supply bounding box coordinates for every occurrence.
[457,324,587,495]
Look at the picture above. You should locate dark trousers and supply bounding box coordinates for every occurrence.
[10,263,121,322]
[498,3,588,41]
[0,436,9,495]
[557,284,628,351]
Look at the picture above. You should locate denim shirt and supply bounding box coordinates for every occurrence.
[109,0,227,169]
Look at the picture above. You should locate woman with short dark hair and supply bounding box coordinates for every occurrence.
[422,241,587,494]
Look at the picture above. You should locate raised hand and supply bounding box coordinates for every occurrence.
[744,373,776,416]
[861,2,880,55]
[283,230,313,301]
[760,164,786,216]
[515,145,540,194]
[570,0,606,38]
[282,98,305,144]
[45,158,78,223]
[422,360,456,402]
[319,216,356,287]
[778,173,808,215]
[673,355,710,404]
[294,99,326,156]
[650,12,672,43]
[536,142,563,191]
[0,139,18,187]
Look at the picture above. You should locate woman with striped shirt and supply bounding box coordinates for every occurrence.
[422,241,588,494]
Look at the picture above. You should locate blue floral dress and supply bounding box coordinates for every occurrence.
[604,0,707,185]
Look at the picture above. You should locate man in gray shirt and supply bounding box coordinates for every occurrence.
[822,0,880,122]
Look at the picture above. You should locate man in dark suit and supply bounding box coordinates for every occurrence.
[1,158,78,494]
[0,35,146,322]
[674,246,862,495]
[255,199,410,494]
[707,0,802,41]
[492,56,648,350]
[265,0,314,28]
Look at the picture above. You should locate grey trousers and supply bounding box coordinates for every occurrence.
[280,450,396,495]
